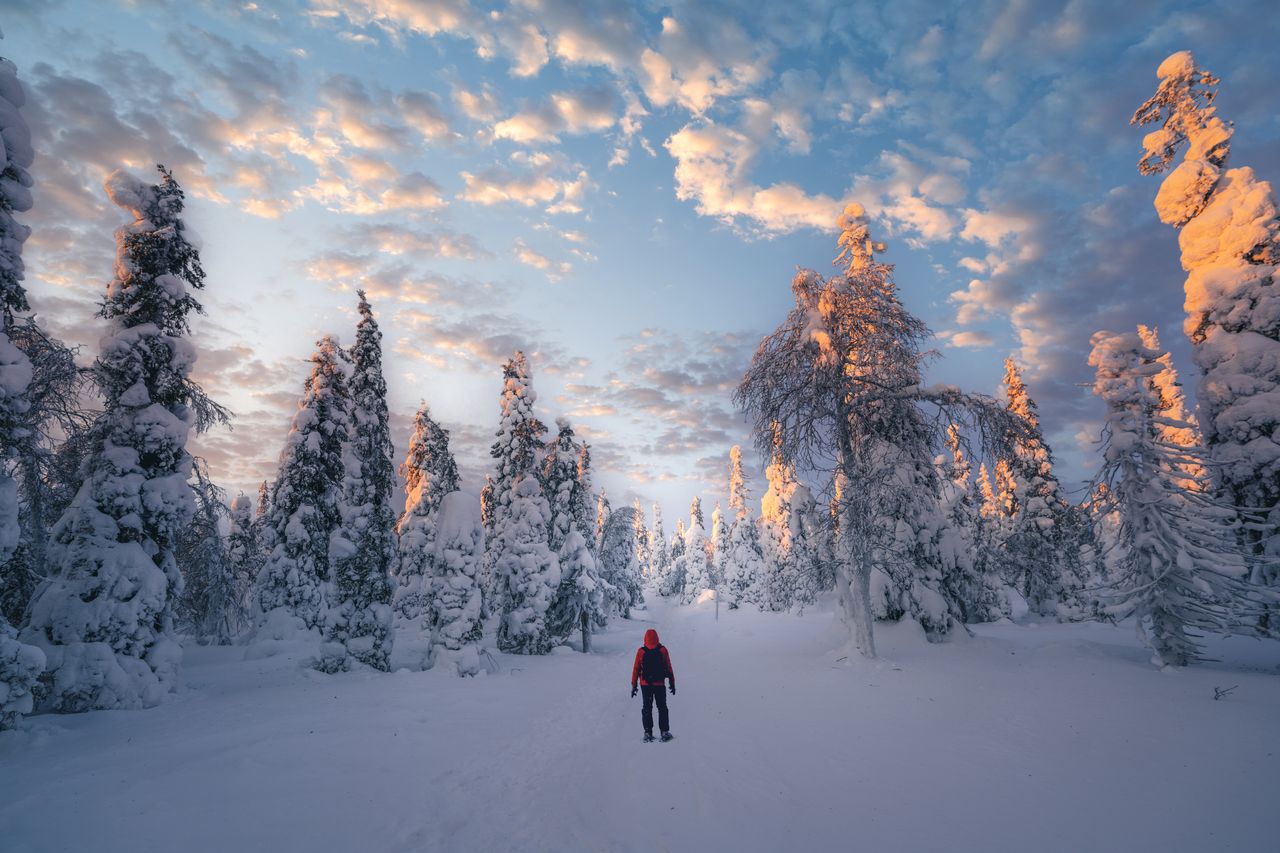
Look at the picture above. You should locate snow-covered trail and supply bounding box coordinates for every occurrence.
[2,595,1279,852]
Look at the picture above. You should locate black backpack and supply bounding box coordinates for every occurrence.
[641,645,667,683]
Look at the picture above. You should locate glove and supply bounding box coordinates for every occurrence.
[669,684,676,696]
[631,685,637,698]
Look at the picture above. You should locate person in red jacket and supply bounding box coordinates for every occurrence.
[630,628,675,742]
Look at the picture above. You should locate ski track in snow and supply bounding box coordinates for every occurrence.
[2,595,1279,853]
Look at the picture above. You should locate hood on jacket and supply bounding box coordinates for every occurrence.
[644,629,660,649]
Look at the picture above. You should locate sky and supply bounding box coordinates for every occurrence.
[5,0,1280,526]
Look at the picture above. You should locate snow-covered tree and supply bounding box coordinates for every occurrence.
[427,491,485,675]
[936,424,999,623]
[543,418,579,553]
[758,432,802,609]
[708,502,728,600]
[545,526,604,652]
[1133,51,1280,586]
[598,505,642,617]
[176,461,241,645]
[545,417,607,646]
[320,292,395,673]
[255,336,349,633]
[23,167,225,712]
[594,490,611,553]
[571,443,596,549]
[226,493,261,616]
[662,518,687,597]
[0,50,43,728]
[678,497,711,603]
[484,352,559,654]
[998,359,1083,616]
[647,503,669,591]
[736,204,1023,656]
[393,402,459,632]
[632,498,651,582]
[493,476,560,654]
[1088,328,1271,666]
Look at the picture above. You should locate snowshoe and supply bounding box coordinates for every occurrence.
[660,732,674,742]
[643,732,655,743]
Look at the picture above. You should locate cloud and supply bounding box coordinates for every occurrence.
[492,87,616,143]
[665,120,845,235]
[459,152,590,213]
[513,239,572,280]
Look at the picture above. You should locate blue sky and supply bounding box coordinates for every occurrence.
[6,0,1280,523]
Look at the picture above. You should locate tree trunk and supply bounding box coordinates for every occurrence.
[835,418,876,658]
[580,610,590,653]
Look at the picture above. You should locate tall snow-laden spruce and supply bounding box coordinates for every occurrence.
[724,447,765,609]
[708,503,728,602]
[23,167,223,712]
[488,352,558,654]
[543,418,579,554]
[545,417,606,648]
[998,359,1083,615]
[647,503,669,591]
[0,50,43,729]
[226,493,261,616]
[394,402,460,634]
[1088,329,1270,666]
[678,496,711,603]
[320,292,395,673]
[736,204,1022,657]
[663,518,687,596]
[255,336,350,635]
[1132,52,1280,589]
[631,498,651,582]
[572,443,597,549]
[428,491,485,675]
[599,504,642,617]
[759,425,819,610]
[937,425,997,623]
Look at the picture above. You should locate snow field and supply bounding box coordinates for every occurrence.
[2,595,1278,852]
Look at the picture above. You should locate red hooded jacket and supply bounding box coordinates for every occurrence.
[631,629,675,688]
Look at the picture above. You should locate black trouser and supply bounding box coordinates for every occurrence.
[641,684,669,734]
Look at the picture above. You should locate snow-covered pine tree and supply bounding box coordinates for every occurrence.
[647,503,669,591]
[999,359,1082,616]
[1132,54,1280,583]
[1088,329,1271,666]
[255,336,350,635]
[0,49,43,728]
[545,417,607,646]
[759,427,796,608]
[543,417,579,553]
[678,497,711,603]
[662,519,687,597]
[321,292,396,673]
[493,476,560,654]
[485,352,558,654]
[393,402,459,633]
[428,491,485,675]
[708,502,728,602]
[594,490,611,553]
[632,498,651,582]
[736,204,1022,656]
[176,460,241,645]
[571,443,596,550]
[936,424,998,623]
[598,505,642,617]
[23,167,225,712]
[226,493,261,616]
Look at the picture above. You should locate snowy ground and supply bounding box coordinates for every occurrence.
[3,596,1278,853]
